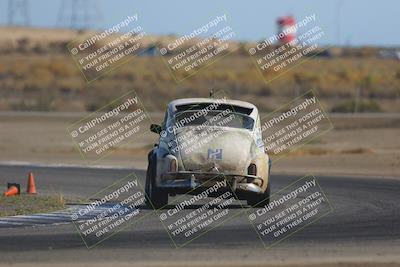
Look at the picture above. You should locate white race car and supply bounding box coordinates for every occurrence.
[145,97,271,208]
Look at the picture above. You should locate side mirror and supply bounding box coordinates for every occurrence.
[150,124,162,134]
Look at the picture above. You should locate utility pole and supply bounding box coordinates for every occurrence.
[335,1,343,46]
[57,0,102,29]
[8,0,30,26]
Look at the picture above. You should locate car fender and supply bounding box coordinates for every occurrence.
[250,153,270,191]
[154,147,178,186]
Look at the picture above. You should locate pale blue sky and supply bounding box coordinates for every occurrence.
[1,0,399,46]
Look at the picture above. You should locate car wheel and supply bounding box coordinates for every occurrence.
[145,153,168,209]
[247,181,270,207]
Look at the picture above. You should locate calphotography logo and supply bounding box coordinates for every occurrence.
[248,13,326,84]
[158,14,237,82]
[247,175,334,249]
[259,90,333,161]
[208,148,223,160]
[67,13,147,82]
[67,90,152,163]
[154,174,247,248]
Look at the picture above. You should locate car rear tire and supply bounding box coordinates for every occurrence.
[145,153,168,209]
[247,181,270,207]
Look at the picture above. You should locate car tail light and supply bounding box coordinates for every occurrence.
[248,163,257,176]
[170,158,178,172]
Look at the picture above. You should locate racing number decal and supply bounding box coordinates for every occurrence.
[208,148,223,160]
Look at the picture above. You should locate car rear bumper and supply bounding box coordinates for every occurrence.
[159,171,264,195]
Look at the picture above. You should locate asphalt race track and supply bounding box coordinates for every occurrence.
[0,164,399,266]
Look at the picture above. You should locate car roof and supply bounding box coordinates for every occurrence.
[168,98,259,119]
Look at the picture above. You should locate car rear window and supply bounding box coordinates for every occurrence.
[175,110,254,130]
[176,103,253,115]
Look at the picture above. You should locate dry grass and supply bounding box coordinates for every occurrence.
[0,193,66,217]
[0,46,399,113]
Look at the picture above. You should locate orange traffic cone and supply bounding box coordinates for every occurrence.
[27,172,37,194]
[4,184,20,196]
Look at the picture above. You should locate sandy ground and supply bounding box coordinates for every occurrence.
[0,112,399,178]
[274,127,400,178]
